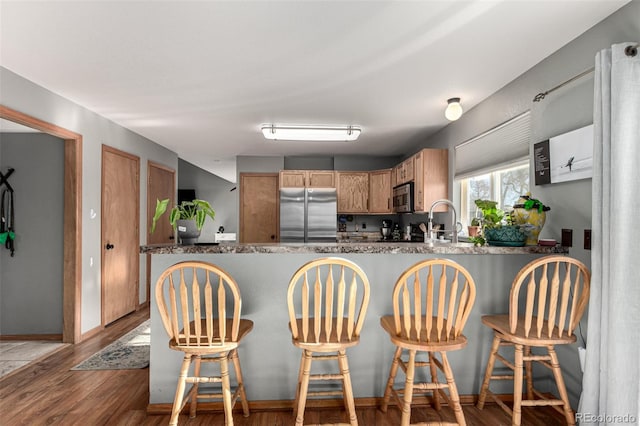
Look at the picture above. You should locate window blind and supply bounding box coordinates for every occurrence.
[455,111,531,179]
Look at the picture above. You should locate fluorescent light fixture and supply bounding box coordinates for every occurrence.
[445,98,463,121]
[261,124,361,141]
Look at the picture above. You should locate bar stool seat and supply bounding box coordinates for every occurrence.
[286,257,371,426]
[155,261,252,426]
[476,255,590,426]
[380,258,477,426]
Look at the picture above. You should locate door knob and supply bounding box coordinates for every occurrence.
[270,235,275,240]
[105,243,115,250]
[169,235,175,240]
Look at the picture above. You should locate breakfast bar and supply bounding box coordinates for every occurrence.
[142,242,570,408]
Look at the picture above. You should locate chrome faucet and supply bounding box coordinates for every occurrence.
[428,199,458,243]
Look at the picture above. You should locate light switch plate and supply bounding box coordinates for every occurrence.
[561,229,573,247]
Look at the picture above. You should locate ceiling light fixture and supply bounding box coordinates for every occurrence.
[261,124,361,141]
[445,98,463,121]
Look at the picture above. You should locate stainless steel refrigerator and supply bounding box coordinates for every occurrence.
[280,188,337,243]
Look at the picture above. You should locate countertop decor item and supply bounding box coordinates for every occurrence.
[474,199,528,246]
[151,198,215,245]
[512,192,550,245]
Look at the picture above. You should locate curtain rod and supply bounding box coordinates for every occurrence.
[532,67,594,102]
[533,42,638,102]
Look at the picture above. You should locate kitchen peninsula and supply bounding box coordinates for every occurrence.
[142,242,569,409]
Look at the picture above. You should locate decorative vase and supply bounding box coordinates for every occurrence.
[176,219,200,245]
[512,194,548,246]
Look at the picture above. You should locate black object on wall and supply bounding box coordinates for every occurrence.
[178,189,196,204]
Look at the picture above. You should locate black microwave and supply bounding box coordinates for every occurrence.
[392,182,414,213]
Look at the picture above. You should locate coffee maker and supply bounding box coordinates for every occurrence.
[380,219,392,240]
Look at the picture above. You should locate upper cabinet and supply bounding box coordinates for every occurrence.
[394,156,415,186]
[279,170,335,188]
[368,169,392,214]
[413,148,449,213]
[278,150,447,215]
[336,172,369,213]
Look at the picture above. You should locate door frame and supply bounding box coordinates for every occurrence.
[101,145,140,326]
[0,105,82,343]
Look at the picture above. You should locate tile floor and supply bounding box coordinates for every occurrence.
[0,341,68,379]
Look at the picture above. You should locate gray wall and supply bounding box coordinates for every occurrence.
[284,155,401,171]
[413,0,640,406]
[0,133,64,334]
[178,158,238,240]
[1,67,179,335]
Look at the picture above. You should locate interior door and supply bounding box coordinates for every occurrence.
[146,161,175,303]
[102,145,140,325]
[239,173,279,243]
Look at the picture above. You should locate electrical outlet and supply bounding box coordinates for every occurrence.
[561,229,573,247]
[584,229,592,250]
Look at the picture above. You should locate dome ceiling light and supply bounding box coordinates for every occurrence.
[445,98,463,121]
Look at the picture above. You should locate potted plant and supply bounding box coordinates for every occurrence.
[512,192,550,245]
[151,198,215,245]
[468,217,482,237]
[473,199,526,246]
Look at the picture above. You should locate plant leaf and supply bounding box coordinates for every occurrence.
[150,198,169,234]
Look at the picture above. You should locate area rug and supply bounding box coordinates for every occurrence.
[71,320,150,370]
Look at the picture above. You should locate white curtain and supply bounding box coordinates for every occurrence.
[579,42,640,425]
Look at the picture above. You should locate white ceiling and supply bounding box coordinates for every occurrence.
[0,1,629,182]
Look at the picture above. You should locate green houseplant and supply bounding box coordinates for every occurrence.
[151,198,215,244]
[473,199,526,246]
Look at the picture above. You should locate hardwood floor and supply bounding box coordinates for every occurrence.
[0,307,567,425]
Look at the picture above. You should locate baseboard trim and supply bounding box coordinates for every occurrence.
[0,334,63,341]
[146,394,508,415]
[79,325,103,342]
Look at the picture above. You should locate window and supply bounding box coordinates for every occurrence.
[458,161,530,227]
[454,112,532,230]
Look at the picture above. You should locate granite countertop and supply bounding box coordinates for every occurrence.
[141,241,569,255]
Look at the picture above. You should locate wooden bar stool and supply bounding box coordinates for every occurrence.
[476,255,590,426]
[155,261,253,426]
[286,257,371,426]
[380,258,477,426]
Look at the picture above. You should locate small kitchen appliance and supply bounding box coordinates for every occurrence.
[380,219,392,240]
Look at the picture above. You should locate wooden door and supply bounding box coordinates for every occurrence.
[336,172,369,213]
[403,157,415,182]
[146,161,175,303]
[102,146,139,325]
[307,171,335,188]
[240,173,279,243]
[147,162,176,244]
[279,171,306,188]
[369,169,392,213]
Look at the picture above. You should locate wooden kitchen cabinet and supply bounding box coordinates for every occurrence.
[368,169,392,213]
[413,148,448,213]
[279,170,335,188]
[394,156,415,185]
[336,172,369,213]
